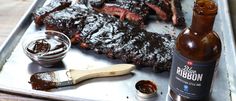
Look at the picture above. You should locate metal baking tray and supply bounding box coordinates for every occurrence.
[0,0,235,100]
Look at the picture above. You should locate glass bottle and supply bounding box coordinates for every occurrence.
[168,0,221,101]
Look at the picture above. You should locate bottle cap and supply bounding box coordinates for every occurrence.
[194,0,217,15]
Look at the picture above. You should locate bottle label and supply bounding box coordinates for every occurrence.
[169,49,216,100]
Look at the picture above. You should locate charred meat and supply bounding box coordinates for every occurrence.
[170,0,186,27]
[145,0,172,21]
[33,0,186,27]
[33,0,72,26]
[91,0,186,28]
[44,4,175,72]
[146,0,186,27]
[91,0,150,25]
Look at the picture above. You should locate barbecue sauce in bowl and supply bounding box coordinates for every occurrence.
[26,39,67,56]
[27,39,50,55]
[135,80,157,98]
[23,30,71,67]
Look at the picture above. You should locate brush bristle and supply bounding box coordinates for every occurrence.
[29,70,73,90]
[29,72,58,90]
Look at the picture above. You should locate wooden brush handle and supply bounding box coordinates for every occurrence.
[69,64,135,84]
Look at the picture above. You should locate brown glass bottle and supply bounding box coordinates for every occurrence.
[168,0,221,101]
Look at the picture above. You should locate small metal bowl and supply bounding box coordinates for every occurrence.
[135,80,157,99]
[22,30,71,67]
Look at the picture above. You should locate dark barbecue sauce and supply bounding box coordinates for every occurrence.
[168,0,221,101]
[27,39,50,55]
[135,80,157,94]
[29,72,57,90]
[26,38,67,56]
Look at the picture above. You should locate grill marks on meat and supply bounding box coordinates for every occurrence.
[145,0,172,21]
[91,0,150,25]
[91,0,186,28]
[33,0,186,28]
[146,0,186,27]
[33,0,72,26]
[44,5,88,42]
[44,4,175,72]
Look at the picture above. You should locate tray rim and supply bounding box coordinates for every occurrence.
[0,0,87,100]
[219,0,236,101]
[0,0,234,100]
[0,0,43,69]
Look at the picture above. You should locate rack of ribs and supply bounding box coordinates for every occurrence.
[90,0,150,25]
[33,0,72,26]
[90,0,186,28]
[43,4,175,72]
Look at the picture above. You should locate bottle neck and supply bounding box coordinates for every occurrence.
[190,11,216,34]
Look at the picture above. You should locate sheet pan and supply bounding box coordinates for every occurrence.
[0,0,235,100]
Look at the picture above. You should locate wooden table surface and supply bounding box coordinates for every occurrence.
[0,0,32,45]
[0,0,235,100]
[0,0,47,100]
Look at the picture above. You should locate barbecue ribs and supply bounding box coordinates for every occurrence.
[91,0,150,25]
[33,0,72,26]
[44,4,175,72]
[91,0,186,28]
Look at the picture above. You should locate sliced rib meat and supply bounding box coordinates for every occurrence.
[91,0,186,28]
[91,0,150,25]
[145,0,172,21]
[145,0,186,27]
[170,0,186,27]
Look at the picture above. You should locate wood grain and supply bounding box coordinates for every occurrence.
[0,0,47,100]
[0,0,32,45]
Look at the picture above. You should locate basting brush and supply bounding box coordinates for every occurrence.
[29,64,135,90]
